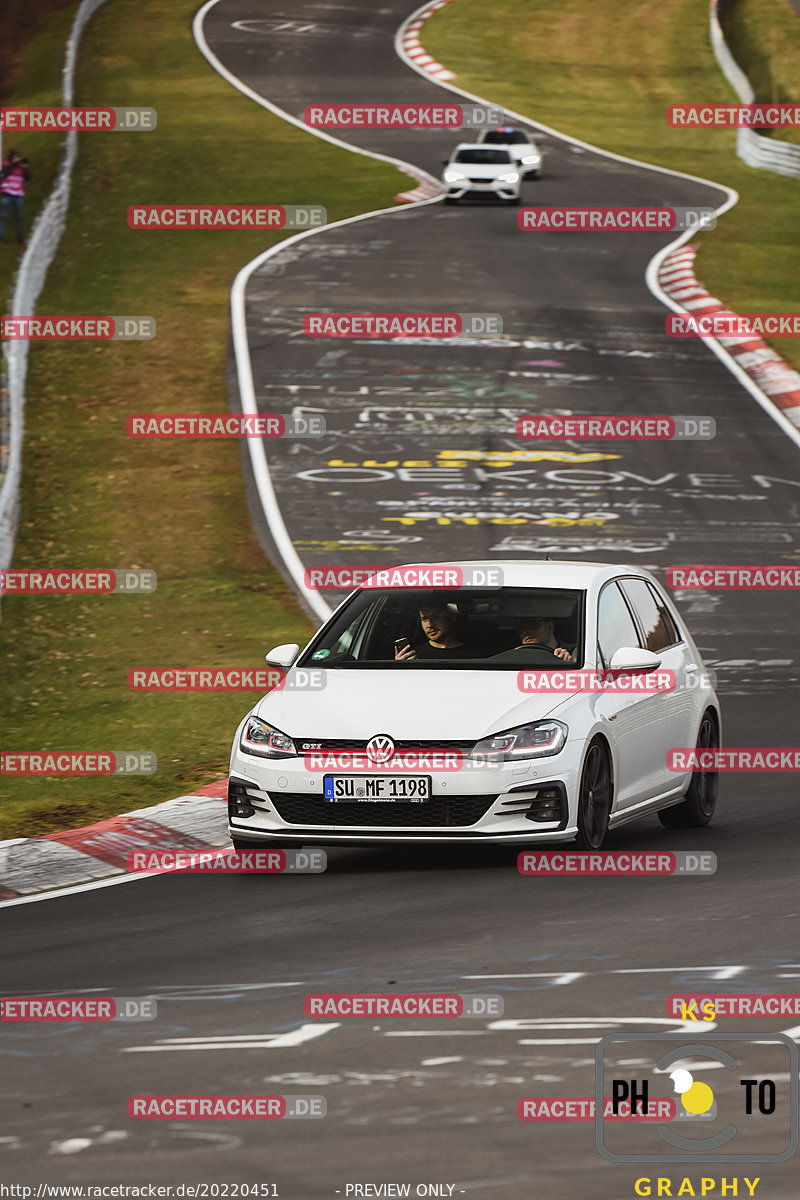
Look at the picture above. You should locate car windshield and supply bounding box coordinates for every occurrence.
[482,130,529,145]
[298,587,585,670]
[453,148,512,164]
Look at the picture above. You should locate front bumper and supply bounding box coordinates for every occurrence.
[443,178,520,201]
[227,741,583,845]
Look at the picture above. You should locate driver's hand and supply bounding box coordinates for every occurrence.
[554,647,575,662]
[395,645,417,661]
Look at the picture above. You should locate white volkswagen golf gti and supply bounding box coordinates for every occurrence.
[228,562,720,849]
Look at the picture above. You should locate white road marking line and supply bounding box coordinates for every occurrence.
[123,1023,339,1051]
[384,1030,489,1036]
[614,966,746,978]
[462,972,584,984]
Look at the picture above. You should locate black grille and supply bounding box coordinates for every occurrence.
[468,178,492,185]
[269,793,497,828]
[228,777,256,819]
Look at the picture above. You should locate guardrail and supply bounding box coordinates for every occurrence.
[710,0,800,178]
[0,0,112,607]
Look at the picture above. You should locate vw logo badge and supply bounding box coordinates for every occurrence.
[367,734,395,764]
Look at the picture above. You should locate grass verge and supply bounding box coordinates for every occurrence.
[0,4,79,313]
[0,0,410,838]
[723,0,800,145]
[424,0,800,372]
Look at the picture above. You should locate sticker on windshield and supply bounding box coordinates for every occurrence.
[311,649,330,660]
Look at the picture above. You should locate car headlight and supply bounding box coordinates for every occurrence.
[497,171,520,183]
[521,154,540,164]
[444,170,467,182]
[472,720,567,760]
[240,715,297,758]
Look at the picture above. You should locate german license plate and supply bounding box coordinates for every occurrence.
[323,775,431,802]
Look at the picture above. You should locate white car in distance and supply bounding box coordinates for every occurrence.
[476,125,543,177]
[441,144,521,204]
[228,562,721,851]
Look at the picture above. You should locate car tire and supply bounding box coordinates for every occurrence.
[658,710,719,828]
[505,197,520,206]
[574,738,613,849]
[231,837,265,850]
[444,196,457,205]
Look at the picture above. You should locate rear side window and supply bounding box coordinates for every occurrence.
[597,582,640,667]
[647,583,681,644]
[619,578,681,652]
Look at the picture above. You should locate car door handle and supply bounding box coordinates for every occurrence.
[685,663,698,671]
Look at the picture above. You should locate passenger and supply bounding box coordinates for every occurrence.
[394,598,478,660]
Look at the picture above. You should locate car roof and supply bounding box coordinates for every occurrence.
[357,561,656,590]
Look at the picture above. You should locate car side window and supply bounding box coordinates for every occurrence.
[325,605,374,661]
[646,582,681,646]
[597,581,641,668]
[619,578,680,652]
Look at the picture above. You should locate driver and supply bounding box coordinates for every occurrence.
[517,616,576,662]
[395,596,478,660]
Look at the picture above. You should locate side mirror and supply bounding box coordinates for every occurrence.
[608,647,663,672]
[265,643,299,670]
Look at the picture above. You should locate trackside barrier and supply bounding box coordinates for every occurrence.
[0,0,113,620]
[710,0,800,179]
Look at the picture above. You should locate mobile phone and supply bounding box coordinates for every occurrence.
[394,637,410,651]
